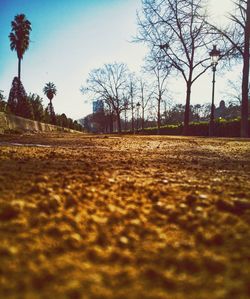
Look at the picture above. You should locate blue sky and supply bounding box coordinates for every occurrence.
[0,0,240,120]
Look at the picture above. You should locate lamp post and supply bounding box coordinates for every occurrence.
[136,102,141,132]
[209,45,220,136]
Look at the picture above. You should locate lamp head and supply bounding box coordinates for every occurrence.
[210,45,221,66]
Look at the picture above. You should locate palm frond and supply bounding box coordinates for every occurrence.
[43,82,57,101]
[9,14,32,59]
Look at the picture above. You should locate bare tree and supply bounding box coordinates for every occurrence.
[144,53,170,134]
[82,63,130,133]
[123,94,130,131]
[136,101,141,131]
[152,63,170,134]
[106,102,115,133]
[138,77,154,131]
[128,75,137,133]
[209,0,249,137]
[223,77,242,105]
[137,0,216,134]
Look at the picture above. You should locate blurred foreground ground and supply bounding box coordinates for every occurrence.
[0,132,250,299]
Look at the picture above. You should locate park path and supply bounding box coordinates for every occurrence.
[0,133,250,299]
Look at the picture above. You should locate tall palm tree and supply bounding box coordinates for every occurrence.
[43,82,57,124]
[43,82,57,103]
[9,14,32,81]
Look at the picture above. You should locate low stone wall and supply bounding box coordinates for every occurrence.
[0,112,77,134]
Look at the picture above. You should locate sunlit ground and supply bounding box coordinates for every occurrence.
[0,132,250,299]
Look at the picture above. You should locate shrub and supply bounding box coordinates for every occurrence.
[140,118,250,137]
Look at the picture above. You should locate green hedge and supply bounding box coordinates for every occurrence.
[142,124,183,135]
[140,118,250,137]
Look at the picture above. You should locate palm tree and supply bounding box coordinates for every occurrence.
[43,82,57,124]
[43,82,57,103]
[9,14,32,81]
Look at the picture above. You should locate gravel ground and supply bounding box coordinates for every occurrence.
[0,132,250,299]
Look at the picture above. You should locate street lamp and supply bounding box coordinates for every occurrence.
[136,102,141,132]
[209,45,221,136]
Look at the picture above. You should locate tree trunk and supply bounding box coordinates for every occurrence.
[49,99,52,115]
[18,58,21,81]
[164,101,167,124]
[241,0,250,138]
[157,98,161,135]
[124,109,127,131]
[142,107,145,131]
[17,58,22,110]
[109,113,113,133]
[49,99,55,125]
[117,111,122,133]
[183,82,191,135]
[131,99,135,133]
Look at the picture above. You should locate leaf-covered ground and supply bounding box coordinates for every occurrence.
[0,132,250,299]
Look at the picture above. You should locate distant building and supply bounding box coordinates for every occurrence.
[93,100,104,114]
[214,100,227,118]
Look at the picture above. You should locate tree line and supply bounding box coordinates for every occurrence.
[0,85,82,131]
[82,0,249,137]
[82,99,245,134]
[0,14,82,132]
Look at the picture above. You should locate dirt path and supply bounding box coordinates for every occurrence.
[0,133,250,299]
